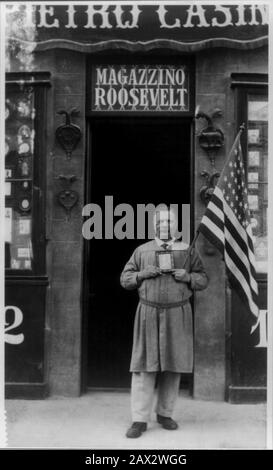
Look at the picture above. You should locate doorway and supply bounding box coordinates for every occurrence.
[84,118,192,389]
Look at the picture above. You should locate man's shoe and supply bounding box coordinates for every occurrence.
[126,422,147,438]
[157,414,178,430]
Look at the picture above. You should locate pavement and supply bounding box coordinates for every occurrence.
[5,391,266,449]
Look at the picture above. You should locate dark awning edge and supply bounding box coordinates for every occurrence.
[8,36,268,54]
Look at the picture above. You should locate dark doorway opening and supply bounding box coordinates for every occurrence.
[84,118,192,389]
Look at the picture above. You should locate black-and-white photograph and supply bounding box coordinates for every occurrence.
[0,0,272,456]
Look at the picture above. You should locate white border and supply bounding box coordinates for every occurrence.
[267,0,273,452]
[0,0,7,449]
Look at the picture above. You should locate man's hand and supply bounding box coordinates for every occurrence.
[138,265,161,281]
[171,269,191,282]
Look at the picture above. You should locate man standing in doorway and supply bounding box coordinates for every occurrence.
[120,205,208,438]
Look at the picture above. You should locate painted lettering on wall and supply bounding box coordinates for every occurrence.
[6,4,268,30]
[91,65,189,112]
[5,306,24,345]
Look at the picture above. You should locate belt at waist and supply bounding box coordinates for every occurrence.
[139,297,189,309]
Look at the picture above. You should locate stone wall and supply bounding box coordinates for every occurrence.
[34,49,86,396]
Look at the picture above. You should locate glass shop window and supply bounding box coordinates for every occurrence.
[5,88,35,270]
[247,94,268,273]
[231,74,268,277]
[5,74,49,275]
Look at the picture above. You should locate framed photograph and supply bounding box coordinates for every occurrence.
[248,172,259,183]
[248,184,258,190]
[17,247,31,258]
[248,195,259,211]
[24,260,31,269]
[19,218,31,235]
[248,151,260,167]
[248,100,268,122]
[156,250,174,273]
[248,129,260,144]
[11,258,21,270]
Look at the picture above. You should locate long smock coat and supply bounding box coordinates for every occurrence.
[120,240,208,373]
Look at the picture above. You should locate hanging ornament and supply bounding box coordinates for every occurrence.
[55,109,82,159]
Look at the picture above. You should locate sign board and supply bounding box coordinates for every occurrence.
[5,4,268,53]
[91,64,190,113]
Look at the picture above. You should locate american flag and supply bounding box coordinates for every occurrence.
[199,131,259,319]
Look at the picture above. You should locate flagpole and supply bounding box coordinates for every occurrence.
[182,123,245,268]
[182,229,200,268]
[218,123,245,175]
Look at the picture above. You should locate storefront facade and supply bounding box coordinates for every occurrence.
[4,3,268,402]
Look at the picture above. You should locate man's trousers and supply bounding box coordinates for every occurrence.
[131,371,181,422]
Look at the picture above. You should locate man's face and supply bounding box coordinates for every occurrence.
[154,210,177,240]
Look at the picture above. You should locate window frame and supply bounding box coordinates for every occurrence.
[231,73,268,282]
[5,72,50,277]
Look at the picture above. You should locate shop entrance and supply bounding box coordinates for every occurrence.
[83,118,192,389]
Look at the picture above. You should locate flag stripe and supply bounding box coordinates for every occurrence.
[222,198,256,268]
[225,209,255,258]
[225,233,258,295]
[206,200,224,224]
[200,201,256,273]
[205,195,224,220]
[205,206,225,232]
[225,216,257,280]
[199,223,224,254]
[209,188,224,211]
[227,270,259,317]
[200,215,225,244]
[225,252,259,317]
[246,225,256,252]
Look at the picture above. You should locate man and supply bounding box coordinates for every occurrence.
[120,205,209,438]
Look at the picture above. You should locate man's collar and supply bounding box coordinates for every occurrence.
[155,237,176,248]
